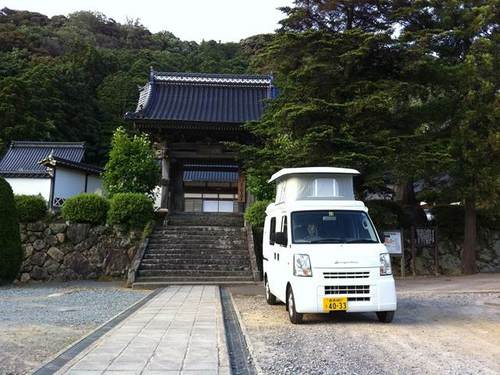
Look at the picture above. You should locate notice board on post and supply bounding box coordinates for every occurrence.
[383,230,403,255]
[383,229,405,278]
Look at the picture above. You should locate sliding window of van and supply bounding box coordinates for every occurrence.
[269,217,276,245]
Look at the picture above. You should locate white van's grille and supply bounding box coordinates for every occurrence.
[324,285,370,295]
[323,271,370,279]
[348,297,370,302]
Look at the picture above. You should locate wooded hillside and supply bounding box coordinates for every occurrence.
[0,8,262,162]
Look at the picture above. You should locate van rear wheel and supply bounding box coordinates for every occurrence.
[287,287,303,324]
[376,311,395,323]
[265,277,277,305]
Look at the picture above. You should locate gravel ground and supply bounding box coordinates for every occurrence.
[0,281,150,375]
[232,280,500,375]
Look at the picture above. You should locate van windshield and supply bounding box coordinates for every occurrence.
[291,210,379,244]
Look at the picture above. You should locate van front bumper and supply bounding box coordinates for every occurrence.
[291,270,397,314]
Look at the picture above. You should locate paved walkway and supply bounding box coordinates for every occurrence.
[57,285,229,375]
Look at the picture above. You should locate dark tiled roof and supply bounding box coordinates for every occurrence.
[183,161,239,182]
[125,71,276,124]
[39,155,103,175]
[183,170,239,183]
[0,141,85,178]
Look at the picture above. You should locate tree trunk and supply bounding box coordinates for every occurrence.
[462,197,478,274]
[394,180,415,204]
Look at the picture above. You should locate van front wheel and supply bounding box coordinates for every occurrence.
[287,287,303,324]
[376,311,395,323]
[265,277,277,305]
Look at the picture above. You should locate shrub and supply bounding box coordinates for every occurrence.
[0,177,22,284]
[62,193,109,224]
[245,200,271,228]
[365,200,407,230]
[103,127,160,197]
[14,195,47,222]
[108,193,153,228]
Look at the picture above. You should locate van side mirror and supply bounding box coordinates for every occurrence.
[275,231,288,247]
[378,231,385,243]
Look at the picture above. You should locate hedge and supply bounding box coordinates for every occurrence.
[0,177,22,284]
[14,195,47,222]
[107,193,153,228]
[62,193,109,224]
[244,200,271,228]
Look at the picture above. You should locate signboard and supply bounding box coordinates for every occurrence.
[383,230,403,255]
[416,228,436,248]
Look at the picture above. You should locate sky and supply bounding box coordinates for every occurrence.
[2,0,295,42]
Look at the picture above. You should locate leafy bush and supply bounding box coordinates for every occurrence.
[0,177,22,284]
[103,127,160,197]
[245,200,271,228]
[365,200,407,230]
[108,193,153,228]
[62,193,109,224]
[14,195,47,222]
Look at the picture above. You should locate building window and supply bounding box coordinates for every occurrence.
[184,193,237,213]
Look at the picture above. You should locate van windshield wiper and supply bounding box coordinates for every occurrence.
[344,239,378,243]
[310,238,343,243]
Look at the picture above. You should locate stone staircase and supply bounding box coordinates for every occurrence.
[132,213,258,288]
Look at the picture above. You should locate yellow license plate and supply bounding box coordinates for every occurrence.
[323,297,348,311]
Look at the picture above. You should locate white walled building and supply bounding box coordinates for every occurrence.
[0,141,103,209]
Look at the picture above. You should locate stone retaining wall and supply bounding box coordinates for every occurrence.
[395,229,500,276]
[18,221,143,282]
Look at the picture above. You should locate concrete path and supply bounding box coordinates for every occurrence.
[57,285,229,375]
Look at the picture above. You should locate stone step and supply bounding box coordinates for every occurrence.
[142,255,249,261]
[144,251,248,257]
[133,280,258,289]
[149,234,246,242]
[133,276,256,286]
[147,238,246,246]
[167,213,244,227]
[143,255,249,262]
[146,244,248,251]
[138,263,250,271]
[160,226,245,232]
[137,269,253,277]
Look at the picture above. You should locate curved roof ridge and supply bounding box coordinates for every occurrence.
[152,71,273,86]
[10,141,85,148]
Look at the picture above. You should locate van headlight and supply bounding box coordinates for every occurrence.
[380,253,392,276]
[294,254,312,277]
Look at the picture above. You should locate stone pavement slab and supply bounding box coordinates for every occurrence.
[57,285,229,375]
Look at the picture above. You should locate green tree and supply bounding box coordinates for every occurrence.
[393,0,500,273]
[103,127,160,197]
[242,27,423,199]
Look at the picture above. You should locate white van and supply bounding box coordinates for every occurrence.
[263,167,397,324]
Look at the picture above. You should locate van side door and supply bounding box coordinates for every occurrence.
[275,214,289,302]
[265,216,278,296]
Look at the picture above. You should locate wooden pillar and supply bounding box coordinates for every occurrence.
[411,226,416,276]
[237,173,246,213]
[160,142,169,211]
